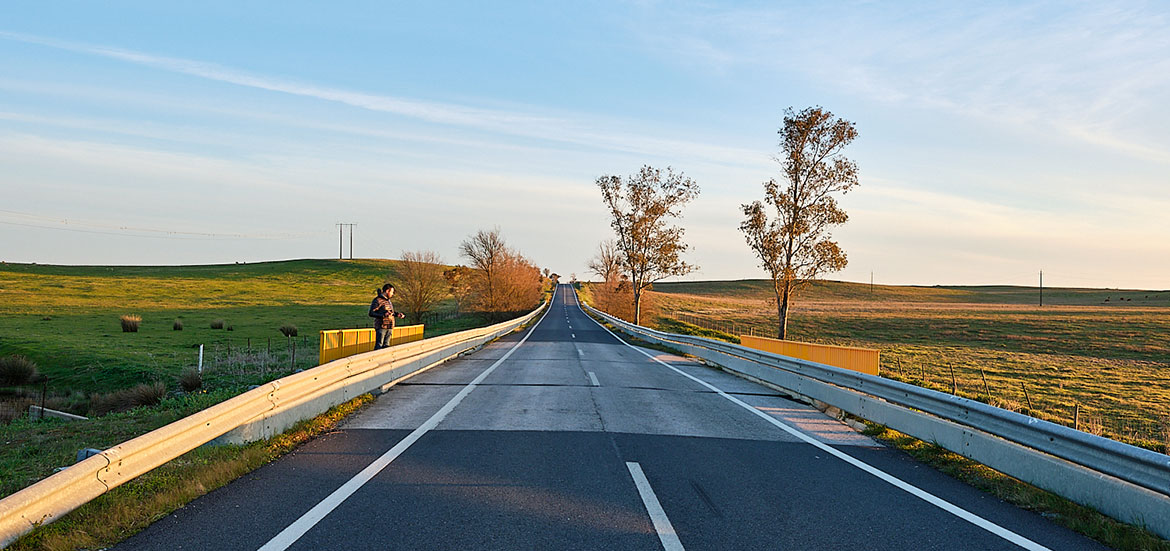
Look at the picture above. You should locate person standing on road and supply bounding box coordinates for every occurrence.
[369,283,405,349]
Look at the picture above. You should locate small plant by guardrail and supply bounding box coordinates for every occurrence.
[178,367,202,392]
[0,354,40,386]
[173,319,183,331]
[90,382,168,416]
[120,315,142,333]
[279,324,298,338]
[210,319,225,329]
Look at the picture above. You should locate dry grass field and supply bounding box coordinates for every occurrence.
[640,279,1170,451]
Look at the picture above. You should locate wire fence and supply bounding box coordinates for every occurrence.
[0,379,48,424]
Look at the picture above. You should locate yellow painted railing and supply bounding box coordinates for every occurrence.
[739,335,880,376]
[318,325,425,364]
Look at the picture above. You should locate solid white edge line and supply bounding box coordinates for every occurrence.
[627,462,685,551]
[588,371,600,386]
[256,287,557,551]
[579,297,1052,551]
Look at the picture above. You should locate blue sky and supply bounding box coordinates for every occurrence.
[2,1,1168,289]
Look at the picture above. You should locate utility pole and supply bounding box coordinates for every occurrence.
[870,271,874,294]
[336,223,355,260]
[1039,269,1043,307]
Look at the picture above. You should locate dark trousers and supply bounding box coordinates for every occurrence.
[375,325,394,349]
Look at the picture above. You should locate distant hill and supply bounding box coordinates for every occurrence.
[650,279,1170,307]
[0,259,410,312]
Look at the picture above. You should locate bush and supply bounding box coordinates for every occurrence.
[210,319,225,329]
[173,319,184,331]
[90,382,167,415]
[120,314,142,333]
[279,324,298,337]
[0,355,39,386]
[178,367,202,392]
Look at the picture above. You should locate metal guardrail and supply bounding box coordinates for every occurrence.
[318,325,425,364]
[583,302,1170,539]
[739,334,880,375]
[0,301,547,548]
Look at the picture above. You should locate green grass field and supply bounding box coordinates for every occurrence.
[643,279,1170,450]
[0,259,486,398]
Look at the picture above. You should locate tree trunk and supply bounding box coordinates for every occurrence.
[633,288,642,325]
[777,282,792,340]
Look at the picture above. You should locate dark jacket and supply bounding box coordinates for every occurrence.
[369,291,399,329]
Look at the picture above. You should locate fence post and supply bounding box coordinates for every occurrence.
[39,380,47,421]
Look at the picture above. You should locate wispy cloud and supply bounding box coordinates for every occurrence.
[0,31,771,169]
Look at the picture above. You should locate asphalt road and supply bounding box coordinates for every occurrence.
[117,284,1105,550]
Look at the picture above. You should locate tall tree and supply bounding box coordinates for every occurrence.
[396,250,448,323]
[598,165,699,324]
[740,106,858,339]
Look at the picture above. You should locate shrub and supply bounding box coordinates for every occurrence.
[210,319,225,329]
[178,367,202,392]
[0,355,39,386]
[120,314,142,333]
[173,319,184,331]
[279,324,298,337]
[91,382,167,415]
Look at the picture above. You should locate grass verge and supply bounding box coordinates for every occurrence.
[7,393,375,551]
[862,424,1169,550]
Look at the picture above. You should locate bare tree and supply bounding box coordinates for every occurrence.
[587,239,622,285]
[459,228,508,313]
[459,228,543,319]
[740,106,858,339]
[597,165,699,324]
[397,250,448,323]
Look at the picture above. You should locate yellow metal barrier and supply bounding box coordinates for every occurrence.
[739,335,879,376]
[318,325,425,364]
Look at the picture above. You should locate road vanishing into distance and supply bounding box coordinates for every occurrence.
[117,285,1103,550]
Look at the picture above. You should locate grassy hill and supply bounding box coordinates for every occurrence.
[0,259,475,395]
[653,279,1170,306]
